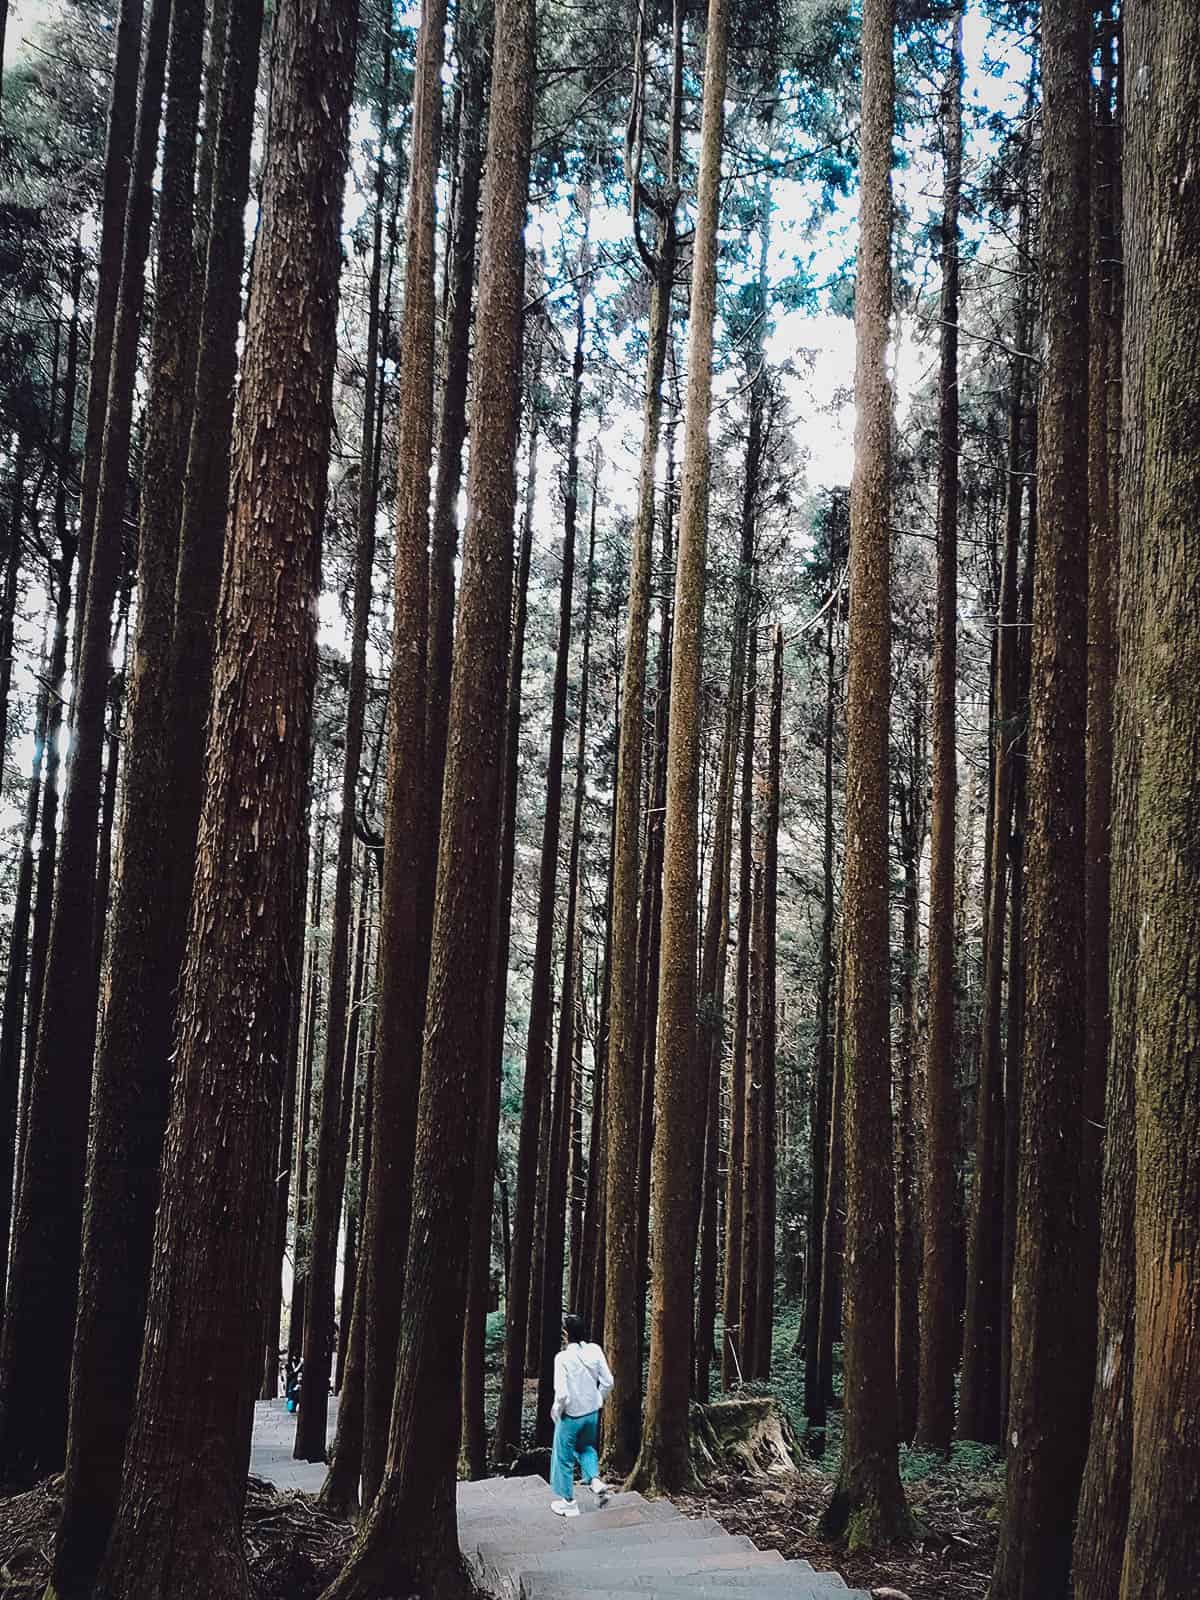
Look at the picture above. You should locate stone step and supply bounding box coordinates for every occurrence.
[475,1516,727,1560]
[519,1576,857,1600]
[461,1494,676,1533]
[453,1471,867,1600]
[514,1545,794,1581]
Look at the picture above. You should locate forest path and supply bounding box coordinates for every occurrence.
[250,1396,336,1492]
[249,1405,868,1598]
[458,1473,870,1600]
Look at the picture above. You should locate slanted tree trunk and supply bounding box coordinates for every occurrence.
[294,14,393,1461]
[627,0,728,1494]
[96,0,357,1585]
[602,0,682,1475]
[316,0,532,1578]
[916,3,962,1456]
[753,626,783,1380]
[817,0,910,1547]
[494,230,587,1462]
[0,0,171,1484]
[51,0,206,1576]
[991,0,1094,1589]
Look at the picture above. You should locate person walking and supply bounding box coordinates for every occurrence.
[550,1312,614,1517]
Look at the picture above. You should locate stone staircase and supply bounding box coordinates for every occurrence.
[456,1474,870,1600]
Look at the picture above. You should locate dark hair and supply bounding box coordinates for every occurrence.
[562,1312,587,1344]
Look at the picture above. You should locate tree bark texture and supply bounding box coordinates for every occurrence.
[991,0,1094,1590]
[316,0,532,1579]
[602,0,681,1459]
[52,0,206,1577]
[294,20,392,1460]
[803,594,837,1442]
[818,0,909,1547]
[959,190,1030,1445]
[461,375,539,1480]
[494,231,585,1462]
[627,0,728,1495]
[754,625,783,1379]
[0,0,171,1484]
[1111,14,1199,1595]
[93,0,357,1588]
[916,3,961,1455]
[357,0,448,1506]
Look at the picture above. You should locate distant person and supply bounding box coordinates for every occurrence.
[285,1353,302,1413]
[549,1311,614,1518]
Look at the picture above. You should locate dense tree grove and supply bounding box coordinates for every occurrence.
[0,0,1195,1597]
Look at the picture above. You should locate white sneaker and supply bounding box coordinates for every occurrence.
[589,1478,612,1506]
[550,1498,580,1517]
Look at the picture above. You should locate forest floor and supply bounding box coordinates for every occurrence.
[0,1306,1003,1600]
[480,1305,1004,1600]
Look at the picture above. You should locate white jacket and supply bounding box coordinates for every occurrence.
[552,1341,614,1422]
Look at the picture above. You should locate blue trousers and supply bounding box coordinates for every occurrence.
[551,1409,600,1500]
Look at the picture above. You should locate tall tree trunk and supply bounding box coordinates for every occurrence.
[601,0,682,1474]
[634,405,677,1370]
[97,0,357,1584]
[738,852,763,1385]
[627,0,728,1493]
[335,868,372,1393]
[723,585,757,1390]
[460,365,540,1481]
[316,0,532,1576]
[1111,18,1199,1595]
[753,626,782,1380]
[494,239,587,1461]
[0,0,171,1484]
[535,490,595,1444]
[894,696,925,1445]
[991,0,1094,1588]
[294,12,393,1461]
[959,178,1031,1445]
[817,0,910,1545]
[815,943,846,1435]
[694,633,740,1402]
[0,438,27,772]
[289,790,329,1369]
[916,4,962,1454]
[1072,12,1133,1587]
[51,0,206,1573]
[1001,443,1036,1431]
[1078,0,1119,1473]
[803,591,837,1441]
[72,0,144,668]
[0,612,50,1311]
[426,0,486,838]
[357,0,448,1497]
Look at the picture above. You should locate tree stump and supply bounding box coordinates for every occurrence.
[690,1398,802,1479]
